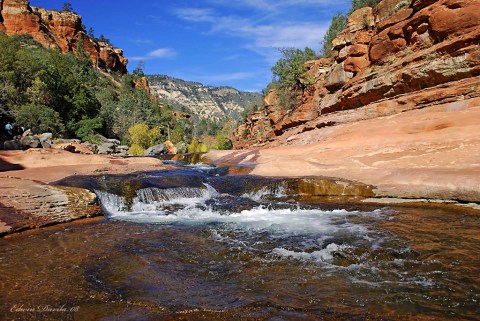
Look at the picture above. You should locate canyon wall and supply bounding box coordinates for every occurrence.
[0,0,127,74]
[233,0,480,149]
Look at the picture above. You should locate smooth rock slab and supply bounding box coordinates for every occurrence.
[0,178,101,236]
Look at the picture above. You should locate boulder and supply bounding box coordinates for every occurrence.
[4,140,22,150]
[51,142,93,154]
[98,135,120,146]
[325,62,354,92]
[20,135,41,149]
[144,144,167,156]
[36,133,53,143]
[52,138,81,145]
[164,140,177,154]
[97,142,116,154]
[36,133,53,148]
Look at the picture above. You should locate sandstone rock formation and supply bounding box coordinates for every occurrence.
[233,0,480,149]
[0,0,127,74]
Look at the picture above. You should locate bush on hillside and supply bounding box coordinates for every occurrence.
[321,13,347,57]
[14,104,64,134]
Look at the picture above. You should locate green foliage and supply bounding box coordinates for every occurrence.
[14,104,64,134]
[187,137,208,153]
[62,2,73,12]
[97,34,111,45]
[271,47,317,90]
[215,119,237,150]
[88,27,95,38]
[394,0,411,12]
[0,32,186,146]
[75,117,102,143]
[350,0,381,13]
[321,13,347,57]
[128,144,144,156]
[128,123,160,150]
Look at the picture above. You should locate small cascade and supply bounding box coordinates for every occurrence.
[95,190,129,215]
[134,186,212,203]
[244,184,287,202]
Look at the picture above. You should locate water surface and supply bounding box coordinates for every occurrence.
[0,163,478,320]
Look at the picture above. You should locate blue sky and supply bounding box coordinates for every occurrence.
[32,1,350,92]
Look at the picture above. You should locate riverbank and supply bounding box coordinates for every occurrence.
[206,98,480,205]
[2,96,480,238]
[0,149,170,236]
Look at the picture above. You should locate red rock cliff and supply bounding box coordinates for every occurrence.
[233,0,480,149]
[0,0,128,74]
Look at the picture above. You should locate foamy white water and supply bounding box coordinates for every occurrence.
[95,187,368,236]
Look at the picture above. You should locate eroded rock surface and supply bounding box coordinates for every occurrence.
[0,0,127,73]
[0,178,100,236]
[234,0,480,148]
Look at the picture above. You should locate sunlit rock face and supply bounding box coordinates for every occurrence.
[0,0,128,74]
[234,0,480,149]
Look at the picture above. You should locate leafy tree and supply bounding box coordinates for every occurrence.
[215,119,237,150]
[128,123,160,150]
[14,104,64,134]
[75,117,102,143]
[97,34,111,45]
[187,137,208,153]
[321,13,347,57]
[271,47,317,90]
[88,27,95,38]
[62,2,73,12]
[133,60,145,77]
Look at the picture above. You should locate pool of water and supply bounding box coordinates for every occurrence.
[0,163,479,320]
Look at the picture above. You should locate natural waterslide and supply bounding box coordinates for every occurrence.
[1,162,478,320]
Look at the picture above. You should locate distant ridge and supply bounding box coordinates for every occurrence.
[147,75,262,121]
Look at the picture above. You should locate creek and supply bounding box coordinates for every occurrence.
[0,159,478,320]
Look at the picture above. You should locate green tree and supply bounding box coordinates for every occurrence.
[321,13,347,57]
[14,104,64,134]
[75,117,102,143]
[271,47,317,90]
[128,123,160,155]
[62,2,73,12]
[88,27,95,38]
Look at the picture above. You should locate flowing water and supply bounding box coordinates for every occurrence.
[0,162,479,320]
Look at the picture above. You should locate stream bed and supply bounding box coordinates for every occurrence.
[0,162,479,320]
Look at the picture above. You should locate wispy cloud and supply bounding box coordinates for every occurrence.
[131,38,154,45]
[149,48,177,58]
[206,0,348,11]
[173,8,216,22]
[197,71,258,82]
[128,48,177,61]
[173,7,328,64]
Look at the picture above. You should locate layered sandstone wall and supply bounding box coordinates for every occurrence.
[233,0,480,149]
[0,0,128,74]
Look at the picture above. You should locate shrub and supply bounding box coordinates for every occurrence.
[187,137,208,153]
[394,0,411,12]
[271,47,317,90]
[14,104,64,134]
[321,13,347,57]
[75,117,102,143]
[128,144,144,156]
[128,123,160,149]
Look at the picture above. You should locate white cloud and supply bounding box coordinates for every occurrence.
[174,7,329,64]
[197,71,258,82]
[206,0,348,11]
[148,48,177,58]
[127,48,177,62]
[173,8,216,22]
